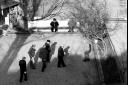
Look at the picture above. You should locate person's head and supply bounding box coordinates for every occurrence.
[22,57,26,60]
[46,40,50,44]
[60,45,64,49]
[53,18,56,21]
[32,44,36,48]
[47,40,50,43]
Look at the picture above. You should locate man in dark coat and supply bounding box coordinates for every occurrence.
[39,46,49,72]
[50,18,59,32]
[45,40,51,63]
[19,57,27,82]
[57,46,66,68]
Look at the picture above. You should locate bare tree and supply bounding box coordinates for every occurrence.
[67,0,109,38]
[65,0,111,56]
[19,0,28,30]
[28,0,66,21]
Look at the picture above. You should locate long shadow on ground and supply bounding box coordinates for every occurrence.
[0,52,100,85]
[27,54,100,85]
[93,51,127,85]
[0,32,31,77]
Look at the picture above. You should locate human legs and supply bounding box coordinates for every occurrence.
[20,71,24,82]
[42,62,47,72]
[51,27,54,32]
[57,58,61,67]
[24,72,27,81]
[55,27,58,32]
[57,58,66,67]
[61,59,66,67]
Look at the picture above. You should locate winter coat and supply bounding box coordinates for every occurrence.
[50,21,59,28]
[28,47,36,58]
[45,43,51,53]
[58,47,64,58]
[19,60,27,72]
[39,47,49,62]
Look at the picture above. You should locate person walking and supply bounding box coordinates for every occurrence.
[28,44,36,69]
[19,57,27,83]
[50,18,59,32]
[39,45,49,72]
[57,46,66,68]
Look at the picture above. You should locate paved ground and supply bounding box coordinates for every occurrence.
[0,33,99,85]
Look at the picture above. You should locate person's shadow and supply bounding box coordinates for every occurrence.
[34,46,44,67]
[50,42,57,60]
[83,44,91,62]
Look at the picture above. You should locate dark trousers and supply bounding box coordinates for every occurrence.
[68,26,75,32]
[20,70,27,82]
[30,59,35,69]
[57,57,66,67]
[51,27,58,32]
[42,61,47,72]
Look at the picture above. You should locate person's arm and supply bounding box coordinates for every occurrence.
[50,22,53,26]
[57,22,59,27]
[62,49,65,56]
[19,60,21,66]
[24,61,27,72]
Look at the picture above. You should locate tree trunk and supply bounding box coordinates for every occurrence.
[19,0,28,31]
[23,5,28,30]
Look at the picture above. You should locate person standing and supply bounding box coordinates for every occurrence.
[19,57,27,82]
[57,46,66,68]
[50,18,59,32]
[45,40,51,63]
[68,18,76,32]
[28,44,36,69]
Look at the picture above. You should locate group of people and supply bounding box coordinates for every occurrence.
[19,40,66,83]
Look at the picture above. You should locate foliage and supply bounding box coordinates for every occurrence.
[66,0,109,39]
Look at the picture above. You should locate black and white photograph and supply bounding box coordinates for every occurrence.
[0,0,127,85]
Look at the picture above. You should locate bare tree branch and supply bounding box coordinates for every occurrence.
[29,0,65,21]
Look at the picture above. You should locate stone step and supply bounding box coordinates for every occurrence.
[30,28,78,32]
[7,30,80,34]
[7,28,79,34]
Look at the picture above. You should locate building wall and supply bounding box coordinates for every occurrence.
[106,0,127,56]
[107,0,127,19]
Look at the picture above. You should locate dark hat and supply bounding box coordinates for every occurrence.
[53,18,56,21]
[47,40,50,42]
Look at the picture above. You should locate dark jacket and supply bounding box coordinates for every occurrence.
[45,43,51,53]
[50,21,59,28]
[58,47,64,58]
[39,47,48,62]
[19,60,27,72]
